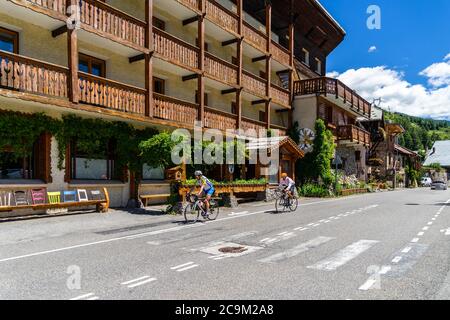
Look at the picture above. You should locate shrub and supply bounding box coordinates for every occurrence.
[298,184,331,198]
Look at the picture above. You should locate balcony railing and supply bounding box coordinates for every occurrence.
[271,41,290,66]
[27,0,67,15]
[241,117,267,136]
[204,107,237,131]
[242,70,267,98]
[337,125,370,146]
[294,77,372,118]
[243,22,267,53]
[78,72,146,115]
[153,93,198,126]
[205,0,239,34]
[153,28,199,70]
[177,0,200,11]
[270,124,288,136]
[0,50,68,99]
[270,83,290,107]
[204,53,238,86]
[79,0,146,48]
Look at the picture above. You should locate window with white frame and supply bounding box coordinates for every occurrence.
[315,58,322,74]
[302,48,310,66]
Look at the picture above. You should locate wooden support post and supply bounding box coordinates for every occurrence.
[67,0,79,104]
[197,1,206,123]
[265,2,272,131]
[236,0,243,130]
[288,0,295,129]
[145,0,154,117]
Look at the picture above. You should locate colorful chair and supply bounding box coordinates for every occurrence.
[0,191,12,207]
[47,192,61,204]
[14,190,29,206]
[90,190,102,201]
[77,189,89,202]
[63,190,77,203]
[31,188,47,205]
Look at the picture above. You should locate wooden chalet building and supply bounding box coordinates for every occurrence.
[0,0,358,207]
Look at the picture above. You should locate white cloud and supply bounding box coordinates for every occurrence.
[445,53,450,61]
[328,56,450,120]
[368,46,377,53]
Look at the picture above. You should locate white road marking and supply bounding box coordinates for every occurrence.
[324,220,331,223]
[260,238,271,243]
[308,240,379,271]
[417,232,425,236]
[70,293,95,300]
[392,256,403,263]
[432,218,436,221]
[411,238,420,243]
[87,296,100,300]
[176,264,199,272]
[127,278,157,288]
[307,223,315,226]
[312,224,321,227]
[428,222,433,225]
[422,227,429,231]
[121,276,151,285]
[402,247,412,253]
[278,232,289,236]
[259,237,334,263]
[229,211,249,216]
[171,262,195,270]
[358,266,391,291]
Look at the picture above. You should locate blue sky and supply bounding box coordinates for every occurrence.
[318,0,450,119]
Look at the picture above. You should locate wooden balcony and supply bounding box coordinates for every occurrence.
[270,41,290,67]
[204,107,237,131]
[153,28,199,71]
[270,83,290,107]
[336,125,370,147]
[27,0,67,15]
[270,124,288,136]
[294,77,372,118]
[205,0,239,35]
[78,72,146,115]
[177,0,200,11]
[0,49,68,99]
[243,22,267,53]
[242,70,267,98]
[241,117,267,136]
[153,93,198,126]
[79,0,146,48]
[204,52,238,86]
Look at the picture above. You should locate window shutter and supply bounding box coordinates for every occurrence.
[34,132,52,183]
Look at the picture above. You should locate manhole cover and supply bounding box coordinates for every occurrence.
[219,246,248,254]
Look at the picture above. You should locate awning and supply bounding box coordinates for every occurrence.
[394,144,418,157]
[247,136,305,159]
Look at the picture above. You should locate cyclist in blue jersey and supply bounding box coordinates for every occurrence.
[194,170,215,215]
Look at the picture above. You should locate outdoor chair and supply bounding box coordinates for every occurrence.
[31,188,47,205]
[90,190,102,201]
[62,191,77,203]
[47,192,61,204]
[77,189,89,202]
[0,191,12,207]
[14,190,29,206]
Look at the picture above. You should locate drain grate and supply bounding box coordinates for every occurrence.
[219,246,248,254]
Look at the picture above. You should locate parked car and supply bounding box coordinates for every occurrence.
[420,177,432,187]
[431,181,448,190]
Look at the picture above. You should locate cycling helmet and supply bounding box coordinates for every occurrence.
[194,170,203,177]
[281,173,288,178]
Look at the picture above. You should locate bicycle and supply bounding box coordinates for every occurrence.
[183,191,220,223]
[275,188,299,213]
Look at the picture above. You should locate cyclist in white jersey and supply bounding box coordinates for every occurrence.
[194,171,215,215]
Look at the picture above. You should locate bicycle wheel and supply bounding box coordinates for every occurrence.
[206,199,220,220]
[275,198,286,213]
[289,197,299,212]
[184,203,200,223]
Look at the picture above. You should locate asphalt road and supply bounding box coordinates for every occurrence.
[1,188,450,300]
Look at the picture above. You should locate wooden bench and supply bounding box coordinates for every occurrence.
[0,188,110,214]
[140,194,171,206]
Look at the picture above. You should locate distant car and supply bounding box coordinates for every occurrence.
[431,181,448,190]
[420,177,432,187]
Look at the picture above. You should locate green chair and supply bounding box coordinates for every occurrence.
[47,192,61,204]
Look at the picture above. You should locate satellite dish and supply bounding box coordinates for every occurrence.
[298,128,315,153]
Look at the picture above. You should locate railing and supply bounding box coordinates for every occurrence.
[153,93,198,126]
[27,0,67,15]
[241,117,267,136]
[79,0,146,48]
[294,77,372,118]
[271,41,290,66]
[205,0,239,34]
[270,83,290,107]
[78,72,146,115]
[270,124,288,136]
[204,107,237,131]
[0,50,68,99]
[242,70,267,98]
[177,0,200,11]
[204,53,238,85]
[153,28,199,70]
[243,22,267,53]
[337,125,370,146]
